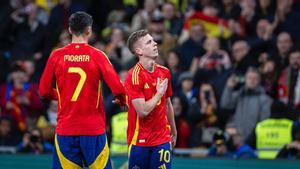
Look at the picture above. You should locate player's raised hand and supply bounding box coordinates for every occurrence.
[156,78,168,97]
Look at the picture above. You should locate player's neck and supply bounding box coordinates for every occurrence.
[71,36,88,44]
[139,58,155,72]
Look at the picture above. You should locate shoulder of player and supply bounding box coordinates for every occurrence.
[86,45,110,60]
[127,64,142,85]
[156,64,170,73]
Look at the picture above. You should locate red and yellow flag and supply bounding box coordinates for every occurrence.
[184,12,231,39]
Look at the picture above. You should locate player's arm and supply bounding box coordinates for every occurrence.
[166,97,177,148]
[98,52,126,102]
[132,78,168,118]
[39,52,58,100]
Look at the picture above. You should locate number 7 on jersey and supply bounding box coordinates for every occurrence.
[68,67,87,101]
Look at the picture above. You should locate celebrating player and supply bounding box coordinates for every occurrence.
[125,30,177,169]
[39,11,125,169]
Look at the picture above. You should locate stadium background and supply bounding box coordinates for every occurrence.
[1,0,300,168]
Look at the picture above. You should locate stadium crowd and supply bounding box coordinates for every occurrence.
[1,0,300,159]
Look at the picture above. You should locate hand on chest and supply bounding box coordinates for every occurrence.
[142,71,167,99]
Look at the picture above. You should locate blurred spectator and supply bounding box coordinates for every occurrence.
[272,0,300,38]
[10,3,46,61]
[226,132,256,159]
[247,19,273,56]
[36,100,58,128]
[246,100,296,159]
[0,116,21,146]
[54,29,71,48]
[231,40,256,75]
[23,59,39,83]
[191,37,231,74]
[277,123,300,159]
[176,22,205,70]
[131,0,160,31]
[147,15,177,59]
[255,0,276,19]
[277,48,300,119]
[166,49,183,91]
[270,32,293,72]
[44,0,86,57]
[161,2,183,36]
[259,59,278,98]
[239,0,260,37]
[188,83,219,147]
[17,128,53,154]
[207,130,233,157]
[221,67,272,142]
[177,72,195,104]
[218,0,240,20]
[172,95,190,148]
[0,62,43,132]
[46,100,57,126]
[105,27,132,68]
[110,111,128,154]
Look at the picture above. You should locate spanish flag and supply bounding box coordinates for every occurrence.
[184,12,231,39]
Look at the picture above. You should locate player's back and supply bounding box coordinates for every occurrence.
[51,43,111,135]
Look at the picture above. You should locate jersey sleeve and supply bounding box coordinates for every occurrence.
[166,70,173,98]
[125,71,144,100]
[39,51,58,100]
[96,51,125,96]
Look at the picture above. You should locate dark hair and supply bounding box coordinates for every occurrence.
[69,11,93,36]
[127,29,149,55]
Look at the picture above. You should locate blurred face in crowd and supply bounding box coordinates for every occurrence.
[232,41,249,62]
[144,0,157,13]
[0,119,12,137]
[23,60,35,77]
[204,37,220,53]
[241,0,256,9]
[110,28,124,44]
[245,69,260,89]
[261,60,275,75]
[203,5,218,17]
[289,51,300,70]
[189,23,205,42]
[259,0,271,9]
[277,32,293,55]
[277,0,293,11]
[172,97,182,117]
[11,70,28,85]
[181,79,193,92]
[256,19,270,38]
[167,51,180,70]
[162,3,175,20]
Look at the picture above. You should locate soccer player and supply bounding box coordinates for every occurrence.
[39,11,125,169]
[125,30,177,169]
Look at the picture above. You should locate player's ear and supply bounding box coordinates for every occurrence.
[135,47,142,56]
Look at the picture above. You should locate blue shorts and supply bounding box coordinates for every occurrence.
[128,142,172,169]
[53,134,112,169]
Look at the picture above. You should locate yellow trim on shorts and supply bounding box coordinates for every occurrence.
[89,138,110,169]
[54,135,82,169]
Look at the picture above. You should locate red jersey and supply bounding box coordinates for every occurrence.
[125,63,172,146]
[39,43,125,135]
